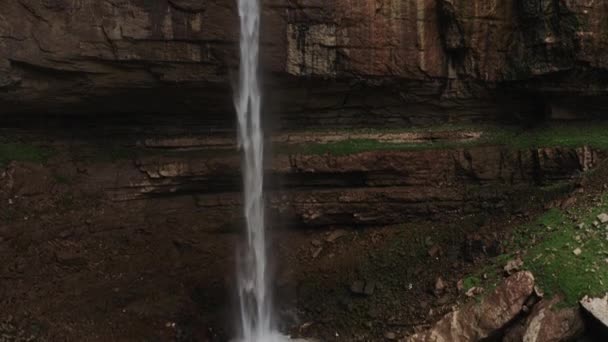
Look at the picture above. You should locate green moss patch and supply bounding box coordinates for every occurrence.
[0,142,53,167]
[277,123,608,156]
[277,139,454,156]
[505,200,608,306]
[461,275,482,292]
[522,207,608,306]
[456,200,608,307]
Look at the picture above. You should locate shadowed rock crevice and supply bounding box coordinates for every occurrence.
[509,0,581,79]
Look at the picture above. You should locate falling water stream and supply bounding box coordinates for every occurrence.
[234,0,285,341]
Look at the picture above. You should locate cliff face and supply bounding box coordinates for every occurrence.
[1,0,607,125]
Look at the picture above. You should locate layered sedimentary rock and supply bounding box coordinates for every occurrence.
[1,134,600,231]
[1,0,608,125]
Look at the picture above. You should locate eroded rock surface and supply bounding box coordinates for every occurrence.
[0,130,601,231]
[1,1,608,124]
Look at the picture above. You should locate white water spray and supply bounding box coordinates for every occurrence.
[234,0,284,341]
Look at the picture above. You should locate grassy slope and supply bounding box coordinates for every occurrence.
[517,204,608,306]
[461,194,608,307]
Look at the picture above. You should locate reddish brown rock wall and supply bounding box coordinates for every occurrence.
[1,1,608,124]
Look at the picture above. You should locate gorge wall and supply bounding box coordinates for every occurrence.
[3,4,608,340]
[1,0,608,127]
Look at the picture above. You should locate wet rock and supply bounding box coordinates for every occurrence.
[298,321,314,332]
[581,294,608,329]
[503,298,585,342]
[406,271,535,342]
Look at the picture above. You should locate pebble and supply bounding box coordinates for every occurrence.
[504,258,524,275]
[384,331,397,340]
[434,277,447,296]
[534,286,544,298]
[311,247,323,259]
[326,230,347,243]
[597,213,608,224]
[311,239,322,247]
[573,248,583,256]
[350,280,365,295]
[351,280,377,296]
[427,244,442,258]
[364,281,377,296]
[466,286,484,297]
[437,295,451,305]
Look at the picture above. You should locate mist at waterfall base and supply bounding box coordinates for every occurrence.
[232,0,289,341]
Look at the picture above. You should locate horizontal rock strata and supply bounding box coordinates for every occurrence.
[1,1,608,125]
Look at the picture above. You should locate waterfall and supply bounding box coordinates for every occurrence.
[234,0,282,341]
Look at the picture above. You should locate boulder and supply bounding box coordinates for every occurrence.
[503,298,585,342]
[580,294,608,336]
[597,214,608,224]
[407,271,535,342]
